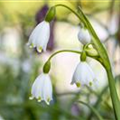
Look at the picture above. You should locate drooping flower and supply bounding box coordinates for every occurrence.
[71,61,97,87]
[29,73,52,105]
[35,5,55,51]
[27,21,50,53]
[78,28,91,45]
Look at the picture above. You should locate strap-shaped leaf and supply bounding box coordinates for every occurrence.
[77,101,104,120]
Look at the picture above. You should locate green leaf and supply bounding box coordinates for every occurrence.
[77,101,104,120]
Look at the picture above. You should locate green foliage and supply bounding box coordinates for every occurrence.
[0,1,120,120]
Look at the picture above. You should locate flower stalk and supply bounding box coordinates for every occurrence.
[48,4,120,119]
[46,49,101,63]
[28,4,120,119]
[106,69,120,119]
[77,101,104,120]
[80,51,86,61]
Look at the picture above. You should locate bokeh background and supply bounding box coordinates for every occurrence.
[0,0,120,120]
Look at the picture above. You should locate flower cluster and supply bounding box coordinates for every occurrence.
[28,7,97,105]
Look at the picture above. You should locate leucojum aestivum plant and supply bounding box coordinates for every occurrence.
[27,4,120,120]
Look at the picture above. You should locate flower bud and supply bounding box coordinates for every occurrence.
[85,47,99,57]
[78,28,91,45]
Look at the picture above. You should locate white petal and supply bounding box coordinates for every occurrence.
[83,63,96,84]
[36,21,50,52]
[31,73,44,99]
[72,62,87,86]
[29,22,44,46]
[80,62,95,85]
[43,74,53,104]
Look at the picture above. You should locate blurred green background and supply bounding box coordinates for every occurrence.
[0,0,120,120]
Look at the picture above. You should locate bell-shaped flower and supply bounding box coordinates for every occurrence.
[78,28,91,45]
[28,21,50,53]
[71,61,97,87]
[29,73,52,105]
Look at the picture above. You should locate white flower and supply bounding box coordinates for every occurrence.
[28,21,50,53]
[71,61,97,87]
[29,73,53,105]
[78,28,91,45]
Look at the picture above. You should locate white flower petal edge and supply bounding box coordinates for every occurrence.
[27,21,50,53]
[29,73,53,105]
[71,61,97,87]
[78,28,91,45]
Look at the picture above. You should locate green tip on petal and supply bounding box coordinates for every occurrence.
[47,98,51,102]
[29,96,34,100]
[89,81,92,86]
[38,97,41,102]
[37,47,43,53]
[76,82,81,87]
[45,98,51,105]
[29,43,34,48]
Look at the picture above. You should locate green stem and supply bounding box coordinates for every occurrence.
[53,4,104,66]
[52,4,120,119]
[54,4,109,67]
[47,49,99,62]
[77,101,104,120]
[77,6,111,69]
[54,4,81,21]
[106,69,120,120]
[77,7,120,120]
[88,85,108,119]
[47,49,81,61]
